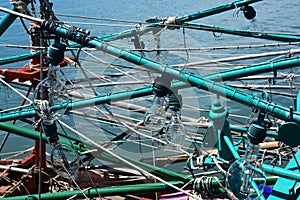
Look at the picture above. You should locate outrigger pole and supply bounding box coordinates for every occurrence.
[182,22,300,42]
[0,52,42,65]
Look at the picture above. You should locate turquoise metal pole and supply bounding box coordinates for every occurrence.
[2,8,300,124]
[224,135,264,200]
[208,97,234,161]
[1,66,299,125]
[95,0,262,42]
[0,0,30,36]
[224,135,240,159]
[223,136,265,200]
[182,22,300,42]
[0,1,262,66]
[2,12,300,126]
[261,164,300,182]
[0,52,40,65]
[297,91,300,112]
[205,56,300,82]
[0,85,153,122]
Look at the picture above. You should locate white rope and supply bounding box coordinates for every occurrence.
[62,20,134,27]
[0,147,34,159]
[0,78,33,103]
[82,50,147,84]
[0,104,32,113]
[0,6,43,23]
[55,13,146,24]
[0,42,46,50]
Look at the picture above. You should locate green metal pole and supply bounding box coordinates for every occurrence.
[182,22,300,42]
[1,181,184,200]
[0,0,30,36]
[0,122,87,152]
[0,170,277,200]
[0,121,278,199]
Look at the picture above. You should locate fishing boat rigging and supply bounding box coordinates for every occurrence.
[0,0,300,199]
